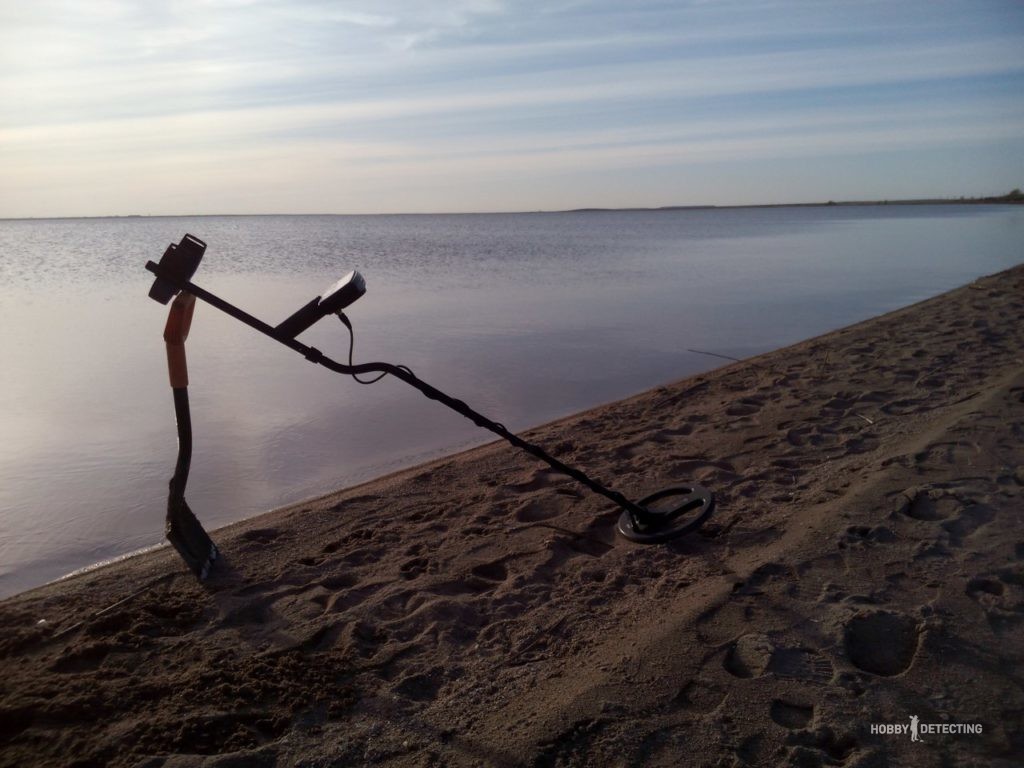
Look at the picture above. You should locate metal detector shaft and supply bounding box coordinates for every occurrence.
[145,261,650,522]
[162,290,218,578]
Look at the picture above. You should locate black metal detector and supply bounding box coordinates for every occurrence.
[147,234,713,577]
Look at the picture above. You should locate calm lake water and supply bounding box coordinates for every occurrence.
[0,205,1021,597]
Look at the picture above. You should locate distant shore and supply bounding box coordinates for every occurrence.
[564,190,1024,213]
[3,192,1021,221]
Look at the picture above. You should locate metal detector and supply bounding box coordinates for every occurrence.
[147,234,713,578]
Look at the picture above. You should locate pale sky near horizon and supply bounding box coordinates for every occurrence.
[2,0,1023,218]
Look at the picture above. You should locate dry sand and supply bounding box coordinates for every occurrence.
[2,265,1023,768]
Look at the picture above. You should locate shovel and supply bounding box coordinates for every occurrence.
[152,235,219,578]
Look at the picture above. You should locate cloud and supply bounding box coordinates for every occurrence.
[2,0,1023,216]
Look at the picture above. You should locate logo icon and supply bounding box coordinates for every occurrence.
[870,716,981,740]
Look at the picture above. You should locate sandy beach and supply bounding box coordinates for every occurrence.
[1,264,1022,767]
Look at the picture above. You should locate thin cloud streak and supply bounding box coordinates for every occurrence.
[5,95,1020,160]
[6,36,1022,130]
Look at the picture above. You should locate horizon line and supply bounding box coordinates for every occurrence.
[2,191,1020,222]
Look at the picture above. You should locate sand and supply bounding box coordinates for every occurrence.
[1,265,1022,768]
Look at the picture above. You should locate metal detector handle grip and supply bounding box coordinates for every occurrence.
[163,292,196,388]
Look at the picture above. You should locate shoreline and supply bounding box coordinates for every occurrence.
[2,264,1022,766]
[30,261,1003,599]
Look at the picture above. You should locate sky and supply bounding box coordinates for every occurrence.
[1,0,1023,217]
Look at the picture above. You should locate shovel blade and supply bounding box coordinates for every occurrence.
[166,499,218,579]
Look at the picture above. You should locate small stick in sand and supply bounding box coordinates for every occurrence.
[688,348,743,363]
[50,572,177,642]
[687,348,771,372]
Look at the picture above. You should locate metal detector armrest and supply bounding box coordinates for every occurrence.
[163,292,196,388]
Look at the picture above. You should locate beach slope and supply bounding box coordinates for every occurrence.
[2,265,1023,767]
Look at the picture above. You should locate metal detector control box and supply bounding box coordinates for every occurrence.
[275,270,366,339]
[319,271,366,314]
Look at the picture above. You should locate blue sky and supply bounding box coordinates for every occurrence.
[2,0,1023,217]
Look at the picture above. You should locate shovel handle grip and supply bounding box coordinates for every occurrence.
[164,292,196,388]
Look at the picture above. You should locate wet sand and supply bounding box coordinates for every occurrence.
[1,265,1022,767]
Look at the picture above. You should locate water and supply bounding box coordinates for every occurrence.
[0,205,1020,597]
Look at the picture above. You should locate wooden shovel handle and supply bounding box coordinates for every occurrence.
[163,292,196,388]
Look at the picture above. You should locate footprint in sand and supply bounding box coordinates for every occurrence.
[881,397,930,416]
[505,467,564,494]
[786,728,859,765]
[238,527,283,546]
[770,699,815,729]
[698,597,791,645]
[966,569,1024,633]
[726,397,764,417]
[768,647,834,683]
[735,734,773,765]
[530,536,613,585]
[785,425,840,448]
[51,641,115,673]
[966,576,1006,601]
[839,435,881,456]
[724,633,774,678]
[613,425,697,460]
[916,373,947,390]
[733,561,793,597]
[318,582,385,615]
[221,599,272,627]
[399,556,429,580]
[515,498,560,522]
[664,457,740,486]
[391,668,445,702]
[836,525,896,550]
[821,394,857,414]
[470,560,509,583]
[896,488,960,521]
[941,503,996,547]
[843,610,920,676]
[671,680,728,714]
[913,440,982,470]
[428,575,499,596]
[318,573,359,591]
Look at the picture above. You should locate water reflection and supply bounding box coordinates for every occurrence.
[0,206,1020,596]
